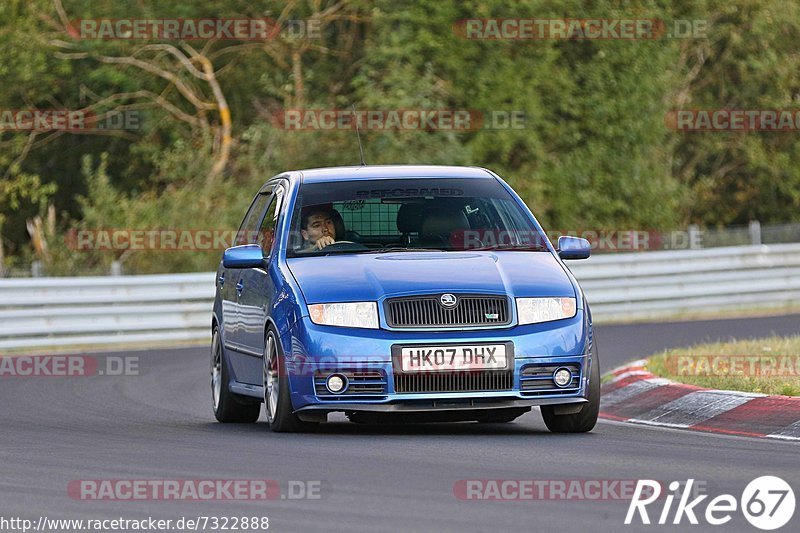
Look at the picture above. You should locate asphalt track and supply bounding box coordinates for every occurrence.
[1,314,799,533]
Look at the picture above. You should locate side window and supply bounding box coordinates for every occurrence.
[257,188,283,255]
[236,191,272,245]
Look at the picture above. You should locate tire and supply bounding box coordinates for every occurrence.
[263,327,313,433]
[211,328,261,423]
[541,349,600,433]
[476,407,529,424]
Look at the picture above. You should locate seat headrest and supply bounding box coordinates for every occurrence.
[396,203,425,234]
[329,208,346,240]
[420,207,469,241]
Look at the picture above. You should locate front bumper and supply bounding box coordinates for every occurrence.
[296,397,587,416]
[282,312,593,414]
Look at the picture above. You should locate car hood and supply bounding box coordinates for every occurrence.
[286,251,576,304]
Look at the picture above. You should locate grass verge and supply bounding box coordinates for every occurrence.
[645,336,800,396]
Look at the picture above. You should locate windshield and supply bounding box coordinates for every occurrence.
[287,178,549,256]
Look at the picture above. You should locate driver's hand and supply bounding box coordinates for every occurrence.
[314,236,336,250]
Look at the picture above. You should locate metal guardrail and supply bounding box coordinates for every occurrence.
[1,243,798,351]
[568,242,800,321]
[0,273,214,350]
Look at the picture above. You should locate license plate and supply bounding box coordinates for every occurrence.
[399,344,507,372]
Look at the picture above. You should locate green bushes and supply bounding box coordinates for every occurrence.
[2,0,800,274]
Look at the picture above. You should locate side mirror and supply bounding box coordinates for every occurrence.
[557,236,591,260]
[223,244,265,269]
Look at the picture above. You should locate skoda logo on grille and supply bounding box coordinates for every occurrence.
[440,293,458,308]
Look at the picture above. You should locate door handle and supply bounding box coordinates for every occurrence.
[236,279,244,296]
[218,272,225,287]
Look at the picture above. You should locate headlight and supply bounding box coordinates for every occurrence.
[308,302,379,329]
[516,297,576,325]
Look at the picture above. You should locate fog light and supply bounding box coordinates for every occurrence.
[326,374,347,394]
[553,368,573,388]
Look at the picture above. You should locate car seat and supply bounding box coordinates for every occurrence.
[396,203,425,245]
[419,207,469,249]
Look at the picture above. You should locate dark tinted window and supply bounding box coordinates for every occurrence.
[257,188,282,254]
[236,192,271,245]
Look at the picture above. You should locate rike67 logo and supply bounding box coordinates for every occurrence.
[626,477,795,530]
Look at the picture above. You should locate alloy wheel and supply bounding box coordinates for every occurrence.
[264,334,279,422]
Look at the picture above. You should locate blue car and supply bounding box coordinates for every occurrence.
[211,165,599,432]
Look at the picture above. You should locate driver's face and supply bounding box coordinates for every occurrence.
[301,213,336,243]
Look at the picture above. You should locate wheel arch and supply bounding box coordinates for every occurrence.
[262,315,300,410]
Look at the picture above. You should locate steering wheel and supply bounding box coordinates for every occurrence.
[320,241,369,251]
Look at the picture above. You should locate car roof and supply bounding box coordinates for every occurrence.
[295,165,496,184]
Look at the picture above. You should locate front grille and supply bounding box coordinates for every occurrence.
[394,371,513,394]
[520,363,582,396]
[314,370,388,399]
[385,294,510,328]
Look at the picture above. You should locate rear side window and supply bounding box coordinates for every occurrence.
[236,192,271,245]
[257,188,283,255]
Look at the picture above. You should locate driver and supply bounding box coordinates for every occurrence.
[300,205,337,251]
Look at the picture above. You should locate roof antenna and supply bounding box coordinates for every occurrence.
[351,104,366,166]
